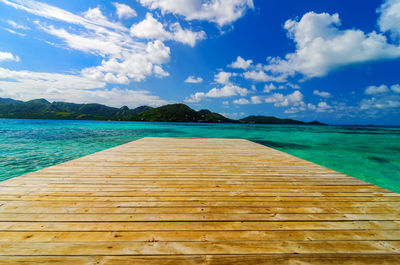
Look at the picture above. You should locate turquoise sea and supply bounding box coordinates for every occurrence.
[0,118,399,193]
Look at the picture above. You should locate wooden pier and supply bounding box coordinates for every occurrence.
[0,137,399,264]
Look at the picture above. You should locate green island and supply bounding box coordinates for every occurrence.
[0,97,324,125]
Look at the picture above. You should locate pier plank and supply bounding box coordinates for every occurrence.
[0,137,398,263]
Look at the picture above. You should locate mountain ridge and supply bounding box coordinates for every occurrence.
[0,97,325,125]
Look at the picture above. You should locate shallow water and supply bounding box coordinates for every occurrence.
[0,119,399,193]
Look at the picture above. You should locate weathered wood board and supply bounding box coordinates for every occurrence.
[0,137,399,264]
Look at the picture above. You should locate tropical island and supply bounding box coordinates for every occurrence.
[0,97,324,125]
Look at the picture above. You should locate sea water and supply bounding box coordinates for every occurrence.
[0,118,399,193]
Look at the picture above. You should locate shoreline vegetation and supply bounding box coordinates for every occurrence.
[0,97,324,125]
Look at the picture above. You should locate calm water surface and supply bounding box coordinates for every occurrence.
[0,119,399,193]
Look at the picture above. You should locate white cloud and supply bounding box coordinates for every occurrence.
[315,102,333,112]
[0,66,105,90]
[264,83,276,93]
[0,51,20,62]
[307,103,316,110]
[169,22,206,47]
[243,70,274,82]
[233,96,262,105]
[137,0,254,26]
[1,0,126,31]
[184,92,206,103]
[360,83,400,111]
[113,2,137,19]
[7,19,29,30]
[185,75,203,83]
[207,84,248,98]
[284,107,300,114]
[265,90,304,107]
[3,27,26,37]
[229,56,252,69]
[250,95,262,104]
[365,85,390,95]
[1,0,204,85]
[378,0,400,41]
[313,90,332,98]
[130,13,205,47]
[83,7,108,22]
[79,39,171,83]
[0,66,167,107]
[233,98,250,104]
[391,84,400,93]
[214,71,233,84]
[361,96,400,110]
[263,83,286,93]
[185,84,249,102]
[9,1,174,84]
[130,13,171,40]
[264,12,400,79]
[221,112,246,119]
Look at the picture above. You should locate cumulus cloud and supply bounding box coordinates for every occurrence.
[113,2,137,19]
[365,85,390,95]
[392,84,400,93]
[243,70,274,82]
[263,11,400,79]
[214,71,234,84]
[184,92,206,103]
[263,83,286,93]
[315,102,334,112]
[130,13,171,40]
[359,82,400,111]
[137,0,254,26]
[361,96,400,110]
[265,90,304,107]
[233,96,262,105]
[233,98,250,104]
[313,90,332,98]
[130,13,206,47]
[360,83,400,111]
[0,51,20,62]
[206,84,248,97]
[378,0,400,41]
[229,56,252,69]
[185,75,203,83]
[250,95,262,104]
[185,84,248,102]
[80,39,171,83]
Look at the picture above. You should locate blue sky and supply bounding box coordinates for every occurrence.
[0,0,400,125]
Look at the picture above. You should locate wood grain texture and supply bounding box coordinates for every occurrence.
[0,137,399,264]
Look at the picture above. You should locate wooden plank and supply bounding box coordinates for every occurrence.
[0,255,399,265]
[0,137,399,263]
[2,205,400,214]
[0,241,400,255]
[0,213,399,222]
[2,230,400,242]
[0,221,399,231]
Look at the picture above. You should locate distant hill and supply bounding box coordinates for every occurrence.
[132,104,234,123]
[0,97,325,125]
[0,98,151,120]
[239,115,325,125]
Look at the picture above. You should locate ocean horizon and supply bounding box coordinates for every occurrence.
[1,118,399,193]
